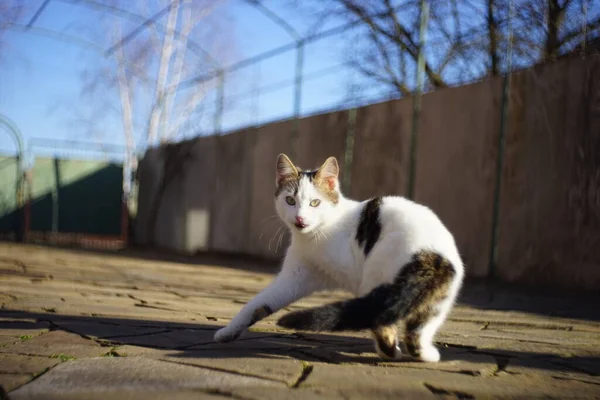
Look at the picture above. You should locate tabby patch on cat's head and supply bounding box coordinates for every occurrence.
[275,154,339,203]
[275,154,340,234]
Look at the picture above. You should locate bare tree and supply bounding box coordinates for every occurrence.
[0,1,26,62]
[289,0,600,96]
[77,0,235,211]
[515,0,600,62]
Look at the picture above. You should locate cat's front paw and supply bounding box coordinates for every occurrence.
[214,327,241,343]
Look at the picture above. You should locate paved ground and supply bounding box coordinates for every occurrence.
[0,242,599,399]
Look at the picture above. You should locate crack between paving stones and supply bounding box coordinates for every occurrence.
[9,360,61,393]
[46,319,214,346]
[0,372,33,376]
[176,334,285,350]
[448,318,576,331]
[552,375,600,386]
[437,342,478,351]
[191,388,256,400]
[0,257,28,274]
[286,333,366,347]
[477,334,578,346]
[39,319,120,348]
[165,291,189,299]
[548,360,598,377]
[87,320,217,331]
[127,294,147,304]
[157,358,286,384]
[423,382,475,399]
[290,348,339,364]
[134,303,179,312]
[380,362,484,376]
[101,329,173,340]
[290,362,313,389]
[2,351,76,360]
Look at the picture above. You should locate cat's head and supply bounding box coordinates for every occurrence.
[274,154,340,235]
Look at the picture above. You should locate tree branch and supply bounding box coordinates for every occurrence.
[147,0,180,144]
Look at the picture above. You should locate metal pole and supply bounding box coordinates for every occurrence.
[407,0,429,199]
[240,1,303,158]
[52,158,60,234]
[214,70,225,135]
[488,0,514,279]
[581,0,588,59]
[343,108,357,194]
[208,70,225,251]
[291,41,304,159]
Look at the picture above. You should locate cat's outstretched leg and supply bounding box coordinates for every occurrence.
[214,260,333,343]
[371,324,402,360]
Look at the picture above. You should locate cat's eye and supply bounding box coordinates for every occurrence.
[286,196,296,206]
[310,199,321,207]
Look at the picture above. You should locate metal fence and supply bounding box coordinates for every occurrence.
[0,138,128,249]
[3,0,599,261]
[11,1,598,142]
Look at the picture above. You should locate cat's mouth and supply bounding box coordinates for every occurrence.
[294,222,307,230]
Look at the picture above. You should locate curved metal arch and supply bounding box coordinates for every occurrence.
[0,113,26,242]
[0,113,24,161]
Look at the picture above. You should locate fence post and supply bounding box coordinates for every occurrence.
[214,70,225,135]
[407,0,429,199]
[343,108,357,195]
[51,158,60,234]
[488,0,514,279]
[242,1,303,159]
[291,40,304,160]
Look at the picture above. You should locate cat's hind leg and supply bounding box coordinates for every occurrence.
[404,304,451,362]
[371,324,402,359]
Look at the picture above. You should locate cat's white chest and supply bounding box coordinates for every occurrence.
[299,231,363,294]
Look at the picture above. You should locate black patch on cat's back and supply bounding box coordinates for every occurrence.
[356,197,383,256]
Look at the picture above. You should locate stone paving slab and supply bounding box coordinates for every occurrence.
[0,330,106,359]
[9,357,279,400]
[0,375,32,393]
[0,354,60,375]
[0,243,599,399]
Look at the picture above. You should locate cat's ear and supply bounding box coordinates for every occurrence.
[316,156,339,190]
[276,153,298,187]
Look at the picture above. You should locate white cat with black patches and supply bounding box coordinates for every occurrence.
[214,154,464,362]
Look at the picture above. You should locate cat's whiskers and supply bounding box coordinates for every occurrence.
[319,226,329,241]
[268,226,284,251]
[275,229,287,252]
[259,216,284,241]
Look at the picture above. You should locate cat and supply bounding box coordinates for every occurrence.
[214,154,464,362]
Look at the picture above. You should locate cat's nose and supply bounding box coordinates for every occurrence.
[295,216,304,224]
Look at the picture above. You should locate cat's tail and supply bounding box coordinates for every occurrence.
[276,251,457,332]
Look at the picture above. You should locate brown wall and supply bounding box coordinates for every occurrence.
[210,130,255,253]
[137,56,600,290]
[496,57,600,290]
[182,137,218,253]
[349,99,413,200]
[415,79,502,277]
[246,120,295,259]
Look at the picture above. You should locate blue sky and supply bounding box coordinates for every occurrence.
[0,0,362,157]
[1,1,598,158]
